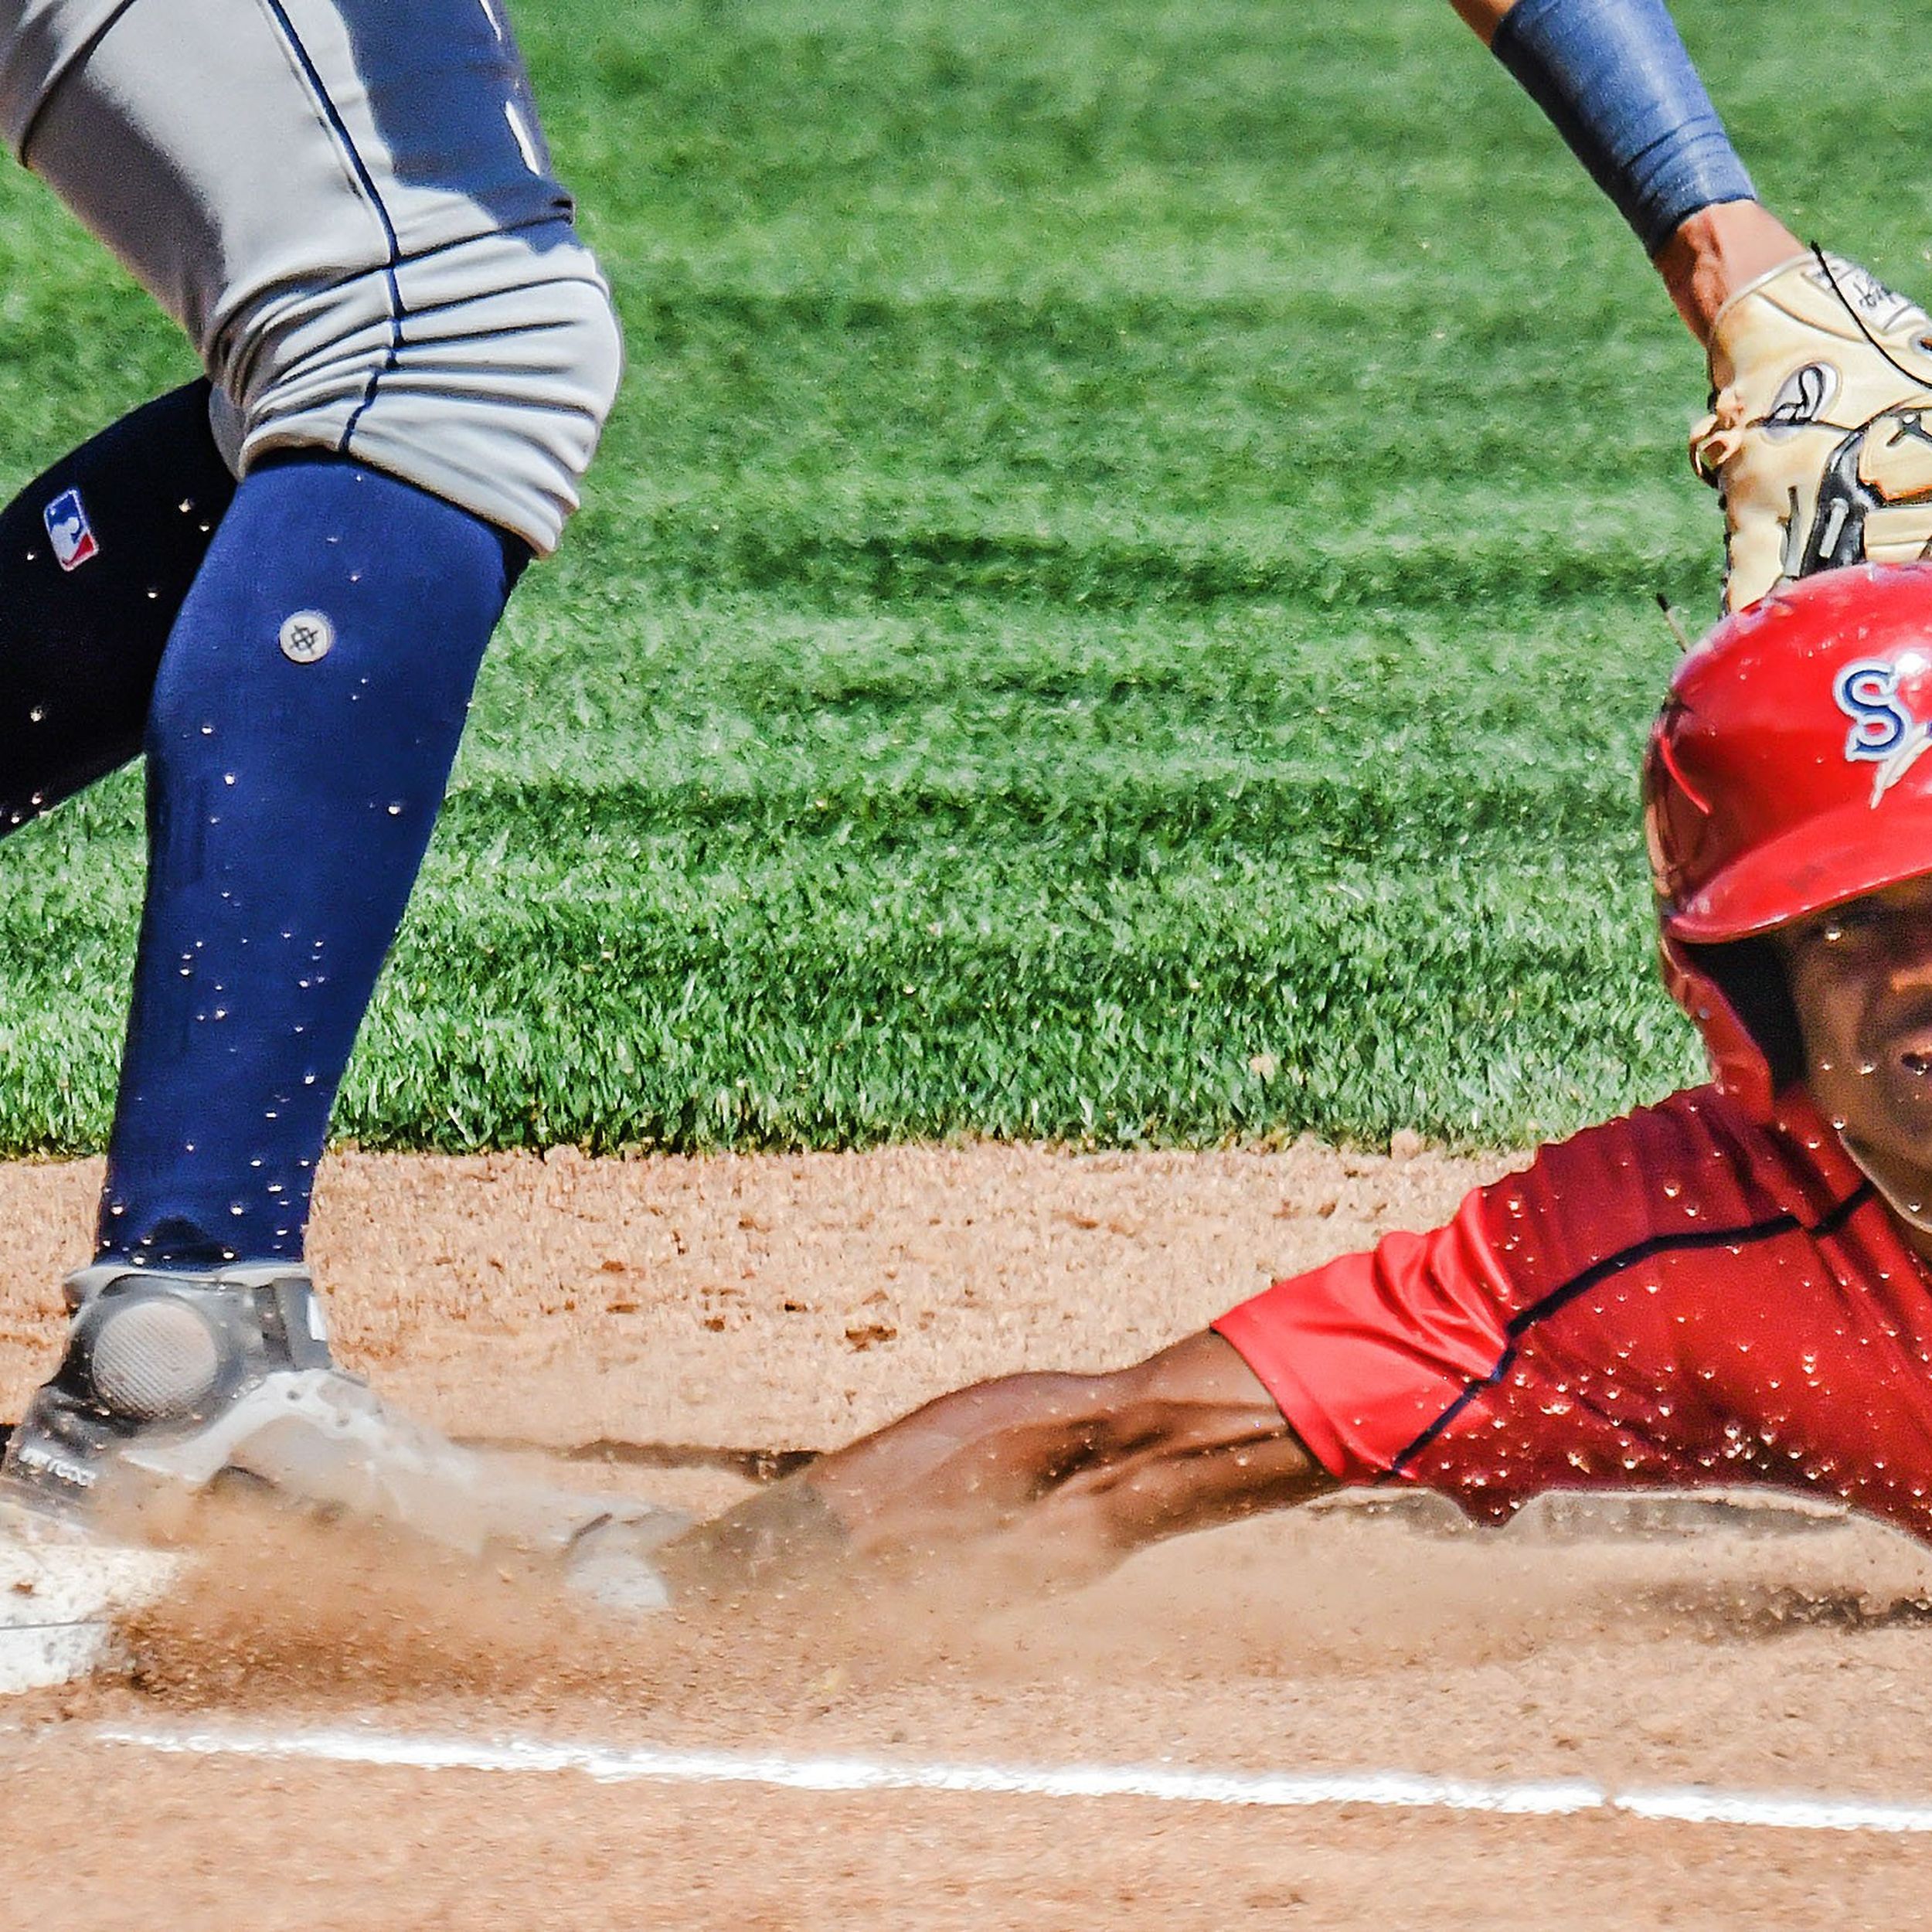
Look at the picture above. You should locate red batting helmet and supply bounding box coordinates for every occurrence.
[1645,562,1932,1120]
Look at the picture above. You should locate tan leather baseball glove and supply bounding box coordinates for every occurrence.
[1691,252,1932,613]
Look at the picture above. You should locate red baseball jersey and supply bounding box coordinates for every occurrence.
[1213,1084,1932,1532]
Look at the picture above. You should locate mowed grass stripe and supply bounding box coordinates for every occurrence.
[0,0,1916,1151]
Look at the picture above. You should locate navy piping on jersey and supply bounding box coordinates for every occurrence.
[255,0,406,453]
[1387,1180,1877,1476]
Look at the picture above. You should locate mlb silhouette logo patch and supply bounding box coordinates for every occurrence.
[43,488,97,571]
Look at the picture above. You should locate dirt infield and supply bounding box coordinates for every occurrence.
[5,1142,1932,1928]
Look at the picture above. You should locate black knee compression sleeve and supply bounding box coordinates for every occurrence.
[0,380,234,832]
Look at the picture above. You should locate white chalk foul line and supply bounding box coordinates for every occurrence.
[87,1723,1932,1836]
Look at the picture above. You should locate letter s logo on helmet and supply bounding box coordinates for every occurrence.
[1832,655,1932,802]
[1834,660,1913,758]
[1645,563,1932,1119]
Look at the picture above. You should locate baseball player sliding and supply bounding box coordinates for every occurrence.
[657,564,1932,1600]
[0,0,1918,1602]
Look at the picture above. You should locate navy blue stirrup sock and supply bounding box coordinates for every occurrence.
[1491,0,1757,257]
[0,381,233,831]
[98,454,524,1267]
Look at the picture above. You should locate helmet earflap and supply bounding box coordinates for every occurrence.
[1656,933,1783,1122]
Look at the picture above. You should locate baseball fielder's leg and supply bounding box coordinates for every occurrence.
[13,0,624,1267]
[649,1332,1335,1603]
[0,0,679,1577]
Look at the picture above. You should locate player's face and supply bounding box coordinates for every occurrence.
[1777,876,1932,1202]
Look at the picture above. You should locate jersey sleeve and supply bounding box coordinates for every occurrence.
[1212,1088,1838,1509]
[1213,1191,1515,1482]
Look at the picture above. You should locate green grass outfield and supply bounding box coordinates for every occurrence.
[2,0,1928,1155]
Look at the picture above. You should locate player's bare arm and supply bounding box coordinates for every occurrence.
[661,1331,1333,1600]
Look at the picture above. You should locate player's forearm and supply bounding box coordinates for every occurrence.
[1463,0,1798,346]
[658,1370,1131,1597]
[656,1332,1335,1602]
[1467,0,1760,287]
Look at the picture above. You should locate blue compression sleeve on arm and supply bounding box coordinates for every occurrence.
[1490,0,1757,257]
[98,454,523,1267]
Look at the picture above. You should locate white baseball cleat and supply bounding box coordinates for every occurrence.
[1691,251,1932,613]
[1,1262,680,1607]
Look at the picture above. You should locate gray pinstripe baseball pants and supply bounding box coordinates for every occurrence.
[0,0,620,553]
